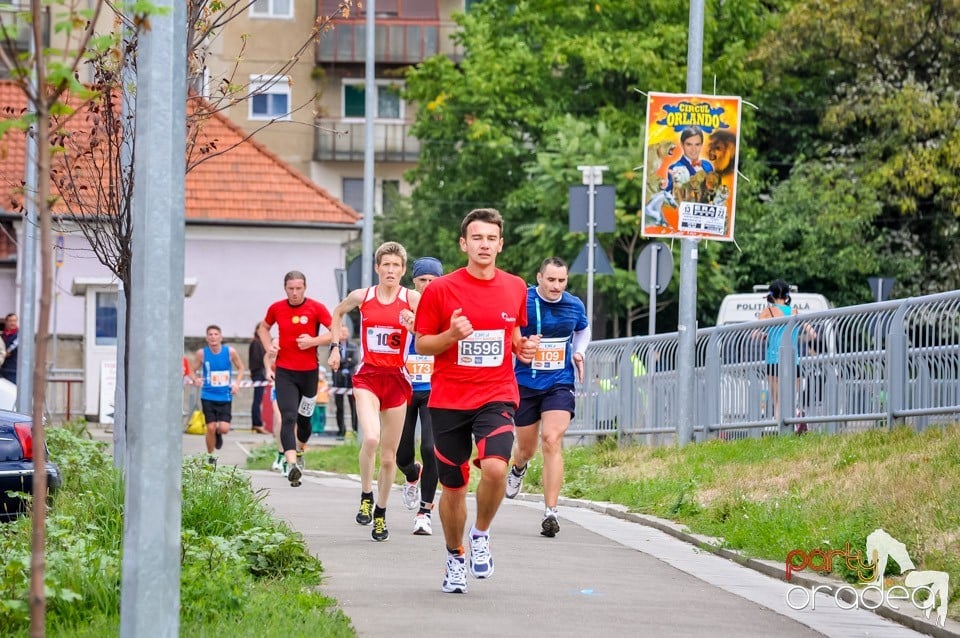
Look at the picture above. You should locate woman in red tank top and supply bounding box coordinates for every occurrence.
[327,241,421,542]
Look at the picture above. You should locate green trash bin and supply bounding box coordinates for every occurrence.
[311,405,327,435]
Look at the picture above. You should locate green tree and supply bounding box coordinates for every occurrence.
[752,0,960,296]
[726,162,916,308]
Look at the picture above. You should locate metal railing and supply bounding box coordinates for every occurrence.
[313,119,421,163]
[44,368,85,422]
[570,290,960,444]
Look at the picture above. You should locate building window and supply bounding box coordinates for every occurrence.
[250,0,293,18]
[249,75,291,120]
[383,180,400,216]
[95,292,118,346]
[342,81,403,120]
[343,179,401,215]
[189,66,211,99]
[343,178,364,213]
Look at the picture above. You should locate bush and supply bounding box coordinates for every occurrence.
[0,427,349,637]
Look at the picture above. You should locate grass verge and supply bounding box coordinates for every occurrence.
[0,427,354,637]
[534,424,960,620]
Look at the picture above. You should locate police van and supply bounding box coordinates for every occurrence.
[716,285,831,326]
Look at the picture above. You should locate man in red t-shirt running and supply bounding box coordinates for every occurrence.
[328,242,420,542]
[414,208,539,594]
[258,271,333,487]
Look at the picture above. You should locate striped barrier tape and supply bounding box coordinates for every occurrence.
[182,376,353,393]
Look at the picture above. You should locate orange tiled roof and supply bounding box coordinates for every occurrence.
[0,81,360,226]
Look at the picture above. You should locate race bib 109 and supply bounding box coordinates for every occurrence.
[532,337,567,371]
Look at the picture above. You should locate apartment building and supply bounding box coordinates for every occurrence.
[202,0,479,216]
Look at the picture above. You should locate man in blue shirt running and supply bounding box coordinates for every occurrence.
[505,257,591,537]
[192,325,245,465]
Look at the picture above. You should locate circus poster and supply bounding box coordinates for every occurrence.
[641,92,742,241]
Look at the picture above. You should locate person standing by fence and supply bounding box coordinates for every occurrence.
[755,279,816,428]
[332,325,359,439]
[249,322,268,434]
[506,257,590,538]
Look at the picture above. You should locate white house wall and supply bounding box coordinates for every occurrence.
[10,222,353,341]
[184,224,351,339]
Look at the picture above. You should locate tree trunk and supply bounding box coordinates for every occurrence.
[29,106,52,638]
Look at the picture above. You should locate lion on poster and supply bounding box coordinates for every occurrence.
[641,92,742,242]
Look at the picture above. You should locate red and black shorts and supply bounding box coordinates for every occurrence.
[430,402,515,489]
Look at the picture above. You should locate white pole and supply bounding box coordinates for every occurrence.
[577,165,607,326]
[361,0,376,287]
[120,0,186,633]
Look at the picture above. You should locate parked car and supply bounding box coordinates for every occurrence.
[0,409,62,521]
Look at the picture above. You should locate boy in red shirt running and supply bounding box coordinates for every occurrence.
[328,242,420,542]
[414,208,539,593]
[257,271,333,487]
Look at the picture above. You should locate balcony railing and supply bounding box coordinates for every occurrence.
[314,119,421,163]
[317,20,442,65]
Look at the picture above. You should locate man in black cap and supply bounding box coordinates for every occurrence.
[397,256,444,535]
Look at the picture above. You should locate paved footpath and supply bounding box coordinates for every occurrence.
[167,429,943,638]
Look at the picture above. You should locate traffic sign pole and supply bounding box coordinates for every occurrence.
[636,242,674,337]
[577,165,608,327]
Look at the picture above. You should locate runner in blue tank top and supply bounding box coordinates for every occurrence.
[507,257,591,538]
[192,325,245,465]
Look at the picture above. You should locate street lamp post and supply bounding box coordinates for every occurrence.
[576,165,608,325]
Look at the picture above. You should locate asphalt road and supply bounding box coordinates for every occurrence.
[94,425,943,638]
[167,431,936,638]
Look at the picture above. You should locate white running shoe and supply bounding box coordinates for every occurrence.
[412,513,432,536]
[505,464,526,499]
[271,453,283,473]
[441,554,467,594]
[468,533,494,579]
[401,463,422,510]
